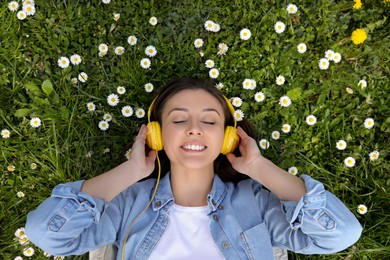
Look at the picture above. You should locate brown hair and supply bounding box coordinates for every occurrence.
[145,78,256,183]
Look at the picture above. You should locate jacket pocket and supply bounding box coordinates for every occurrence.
[240,222,274,260]
[48,199,78,232]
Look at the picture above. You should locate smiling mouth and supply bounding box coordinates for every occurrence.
[182,144,207,151]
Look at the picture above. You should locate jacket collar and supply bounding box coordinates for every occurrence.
[152,172,227,212]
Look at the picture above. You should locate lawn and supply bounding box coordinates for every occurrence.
[1,0,389,259]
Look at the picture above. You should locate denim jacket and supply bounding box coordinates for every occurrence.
[25,173,362,259]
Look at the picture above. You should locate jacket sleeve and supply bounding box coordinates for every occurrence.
[263,174,362,254]
[25,181,125,256]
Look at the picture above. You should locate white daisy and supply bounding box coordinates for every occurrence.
[102,0,111,3]
[24,4,36,16]
[271,131,280,140]
[240,28,251,40]
[281,124,291,133]
[115,46,125,55]
[149,16,158,26]
[17,191,25,198]
[204,20,215,31]
[288,166,298,175]
[145,83,154,92]
[57,57,70,69]
[279,96,292,107]
[212,23,221,32]
[369,150,379,161]
[364,118,374,129]
[98,120,109,131]
[209,68,219,79]
[103,148,110,154]
[199,51,204,57]
[217,43,228,55]
[297,43,307,53]
[205,59,215,69]
[336,140,347,150]
[121,106,133,117]
[107,93,119,106]
[30,117,41,128]
[30,162,37,169]
[233,110,244,121]
[17,11,27,20]
[103,113,112,121]
[14,256,23,260]
[71,78,78,85]
[286,4,298,14]
[98,43,108,53]
[140,58,151,69]
[231,97,243,107]
[254,92,265,102]
[15,227,25,238]
[99,51,107,57]
[78,72,88,82]
[306,115,317,125]
[1,129,11,139]
[259,139,270,149]
[8,1,19,11]
[318,58,329,70]
[125,148,132,160]
[358,79,367,89]
[357,204,367,214]
[344,156,356,167]
[276,75,285,85]
[87,102,96,111]
[194,38,204,48]
[135,108,146,118]
[242,79,256,90]
[215,82,224,90]
[23,247,35,257]
[113,13,120,21]
[7,165,15,172]
[19,234,29,245]
[346,87,353,94]
[117,86,126,94]
[333,52,342,63]
[145,45,157,57]
[127,36,137,46]
[70,54,82,65]
[325,49,335,61]
[274,21,286,34]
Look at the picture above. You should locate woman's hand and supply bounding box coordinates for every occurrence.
[226,126,262,178]
[131,124,157,179]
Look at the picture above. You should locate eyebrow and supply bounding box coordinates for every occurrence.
[167,107,220,116]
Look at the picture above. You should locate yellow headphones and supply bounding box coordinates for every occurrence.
[146,94,239,155]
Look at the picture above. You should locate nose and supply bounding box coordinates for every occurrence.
[186,120,203,136]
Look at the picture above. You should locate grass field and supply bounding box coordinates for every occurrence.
[1,0,389,259]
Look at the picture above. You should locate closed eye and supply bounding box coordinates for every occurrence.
[202,121,215,125]
[173,120,186,124]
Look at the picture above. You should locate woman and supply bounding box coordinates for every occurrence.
[26,78,362,259]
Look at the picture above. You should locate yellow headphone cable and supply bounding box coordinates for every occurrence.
[121,152,161,260]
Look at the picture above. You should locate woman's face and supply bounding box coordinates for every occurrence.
[161,89,225,173]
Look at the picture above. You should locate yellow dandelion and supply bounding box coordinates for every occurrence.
[353,0,362,9]
[351,29,367,45]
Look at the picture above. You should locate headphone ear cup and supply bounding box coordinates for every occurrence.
[221,126,239,155]
[146,121,163,151]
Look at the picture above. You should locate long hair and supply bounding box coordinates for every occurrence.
[146,78,256,183]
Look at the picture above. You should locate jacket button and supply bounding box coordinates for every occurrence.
[213,214,218,221]
[155,201,161,207]
[218,205,223,210]
[222,241,229,249]
[212,199,217,206]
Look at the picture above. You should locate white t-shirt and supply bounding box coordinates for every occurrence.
[149,203,225,259]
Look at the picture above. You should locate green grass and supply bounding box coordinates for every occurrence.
[1,0,389,259]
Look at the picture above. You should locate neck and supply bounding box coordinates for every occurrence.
[170,166,214,207]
